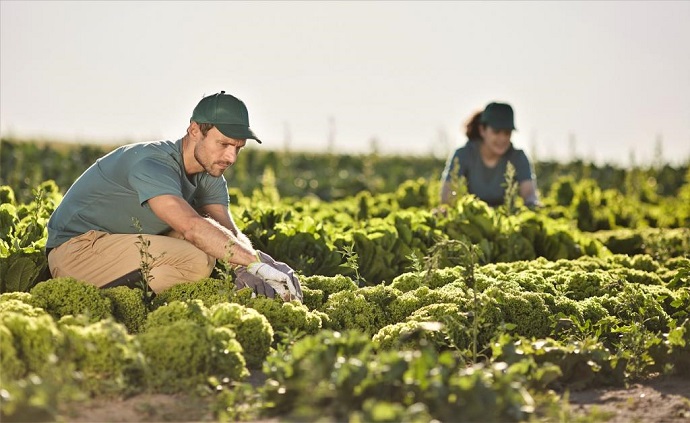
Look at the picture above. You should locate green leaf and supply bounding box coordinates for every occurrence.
[666,324,686,348]
[0,255,42,293]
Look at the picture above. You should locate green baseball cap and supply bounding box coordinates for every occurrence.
[191,91,262,143]
[480,102,516,130]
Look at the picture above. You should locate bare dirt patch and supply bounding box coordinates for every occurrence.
[56,375,690,423]
[567,375,690,423]
[59,393,215,422]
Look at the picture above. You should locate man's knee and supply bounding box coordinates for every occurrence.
[148,253,215,293]
[189,250,216,280]
[161,247,216,282]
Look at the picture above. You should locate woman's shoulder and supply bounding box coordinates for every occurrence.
[507,144,530,160]
[454,139,480,155]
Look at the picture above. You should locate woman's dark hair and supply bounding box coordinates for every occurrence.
[464,110,484,140]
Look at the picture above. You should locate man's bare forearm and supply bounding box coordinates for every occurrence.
[182,216,257,266]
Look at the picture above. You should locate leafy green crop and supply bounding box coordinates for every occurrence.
[29,277,113,323]
[58,317,146,395]
[208,302,274,369]
[137,319,248,393]
[101,286,148,334]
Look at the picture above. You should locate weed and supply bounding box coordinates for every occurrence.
[339,242,364,286]
[611,294,664,381]
[213,237,237,284]
[406,250,424,273]
[555,314,618,344]
[500,161,519,216]
[613,321,663,381]
[417,237,489,363]
[445,156,467,209]
[418,237,473,279]
[131,218,164,305]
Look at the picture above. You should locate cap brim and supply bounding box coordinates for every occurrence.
[215,123,262,144]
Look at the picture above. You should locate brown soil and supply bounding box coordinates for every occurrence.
[55,375,690,423]
[566,375,690,423]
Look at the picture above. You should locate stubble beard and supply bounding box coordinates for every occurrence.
[193,145,223,177]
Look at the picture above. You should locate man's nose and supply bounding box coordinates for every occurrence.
[224,147,238,164]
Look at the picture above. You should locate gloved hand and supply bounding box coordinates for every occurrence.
[256,250,303,302]
[246,262,294,300]
[234,251,303,303]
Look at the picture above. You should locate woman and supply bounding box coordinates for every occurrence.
[440,102,540,208]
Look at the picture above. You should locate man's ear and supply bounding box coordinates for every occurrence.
[187,121,200,138]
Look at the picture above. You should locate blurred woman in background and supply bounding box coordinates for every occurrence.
[440,102,540,208]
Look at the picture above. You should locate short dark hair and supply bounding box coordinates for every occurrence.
[197,122,215,136]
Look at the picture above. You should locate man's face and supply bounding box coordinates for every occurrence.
[194,126,247,177]
[479,125,512,157]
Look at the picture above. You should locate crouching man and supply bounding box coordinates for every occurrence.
[46,91,302,302]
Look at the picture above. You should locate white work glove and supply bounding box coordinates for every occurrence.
[246,261,299,302]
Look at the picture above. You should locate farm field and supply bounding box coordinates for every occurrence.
[1,139,689,422]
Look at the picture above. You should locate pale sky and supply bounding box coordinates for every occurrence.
[1,1,689,166]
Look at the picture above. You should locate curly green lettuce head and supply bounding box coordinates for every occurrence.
[554,270,614,301]
[300,287,324,311]
[576,297,611,325]
[553,296,582,321]
[424,266,466,289]
[387,286,460,325]
[372,320,447,351]
[0,312,64,377]
[0,323,26,380]
[322,290,384,334]
[59,318,146,395]
[151,277,237,309]
[408,303,463,323]
[0,292,34,304]
[247,297,323,336]
[101,286,148,334]
[486,287,551,339]
[300,274,358,303]
[0,298,47,318]
[209,302,274,369]
[144,299,209,331]
[138,319,247,393]
[605,286,670,332]
[29,277,112,323]
[389,271,423,293]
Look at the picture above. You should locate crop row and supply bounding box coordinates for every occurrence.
[3,179,689,294]
[2,249,689,420]
[1,172,689,421]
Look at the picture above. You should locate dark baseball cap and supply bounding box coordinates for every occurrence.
[480,102,516,130]
[191,91,262,143]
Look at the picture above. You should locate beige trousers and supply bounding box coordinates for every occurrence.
[48,230,215,293]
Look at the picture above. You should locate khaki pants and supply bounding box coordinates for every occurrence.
[48,230,215,293]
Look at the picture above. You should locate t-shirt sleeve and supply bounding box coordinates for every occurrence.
[512,150,535,182]
[195,174,230,207]
[128,157,184,205]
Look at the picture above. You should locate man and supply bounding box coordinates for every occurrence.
[46,91,302,302]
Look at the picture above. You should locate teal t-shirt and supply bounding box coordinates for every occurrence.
[47,139,229,249]
[441,139,535,207]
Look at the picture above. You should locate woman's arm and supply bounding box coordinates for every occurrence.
[519,179,541,207]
